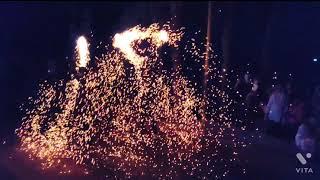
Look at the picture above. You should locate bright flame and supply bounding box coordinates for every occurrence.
[112,24,178,69]
[113,28,143,68]
[76,36,90,68]
[16,22,246,179]
[158,30,169,42]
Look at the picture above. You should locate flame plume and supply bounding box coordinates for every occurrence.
[16,22,247,179]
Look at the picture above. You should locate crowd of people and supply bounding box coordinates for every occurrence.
[233,73,320,154]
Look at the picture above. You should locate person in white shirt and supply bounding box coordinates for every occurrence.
[296,85,320,153]
[265,85,288,137]
[295,119,316,153]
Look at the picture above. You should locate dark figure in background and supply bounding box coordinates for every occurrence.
[296,118,317,153]
[285,81,295,111]
[245,77,264,130]
[246,78,261,108]
[295,85,320,153]
[233,73,253,127]
[285,81,293,100]
[234,73,252,97]
[282,95,305,142]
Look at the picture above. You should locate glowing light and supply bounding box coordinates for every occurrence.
[76,36,90,68]
[113,29,143,68]
[113,23,182,69]
[158,30,169,42]
[16,22,248,179]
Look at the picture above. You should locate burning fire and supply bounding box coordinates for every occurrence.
[113,24,182,69]
[76,36,90,68]
[16,22,246,179]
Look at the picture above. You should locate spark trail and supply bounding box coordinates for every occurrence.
[16,22,247,179]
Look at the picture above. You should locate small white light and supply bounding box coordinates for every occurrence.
[313,58,318,62]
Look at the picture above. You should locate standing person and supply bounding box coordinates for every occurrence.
[283,96,305,141]
[246,77,263,108]
[295,85,320,155]
[295,119,316,153]
[233,73,252,127]
[264,84,288,137]
[245,77,263,130]
[234,73,252,97]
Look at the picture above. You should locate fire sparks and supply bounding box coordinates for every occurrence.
[16,22,247,179]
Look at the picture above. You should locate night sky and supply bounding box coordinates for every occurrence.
[1,2,320,138]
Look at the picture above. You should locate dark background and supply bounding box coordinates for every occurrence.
[0,2,320,140]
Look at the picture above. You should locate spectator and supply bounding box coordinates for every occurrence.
[295,85,320,154]
[234,73,252,98]
[246,78,261,108]
[233,73,253,128]
[245,77,264,130]
[295,119,316,153]
[283,96,305,141]
[264,84,288,137]
[286,97,305,125]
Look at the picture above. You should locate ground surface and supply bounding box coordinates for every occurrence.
[1,122,320,180]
